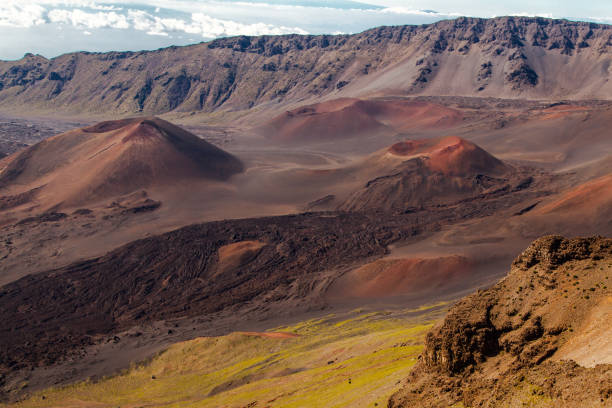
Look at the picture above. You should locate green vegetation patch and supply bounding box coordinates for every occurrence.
[14,305,443,408]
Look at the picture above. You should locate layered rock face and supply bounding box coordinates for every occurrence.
[389,236,612,408]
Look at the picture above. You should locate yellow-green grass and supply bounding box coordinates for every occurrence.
[12,305,444,408]
[508,381,555,407]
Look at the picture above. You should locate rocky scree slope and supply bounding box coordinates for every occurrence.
[1,17,612,116]
[388,235,612,408]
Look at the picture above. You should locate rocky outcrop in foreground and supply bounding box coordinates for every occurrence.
[389,236,612,407]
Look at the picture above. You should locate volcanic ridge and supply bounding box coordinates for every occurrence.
[3,18,612,116]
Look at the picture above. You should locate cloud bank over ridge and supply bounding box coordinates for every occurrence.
[1,0,611,60]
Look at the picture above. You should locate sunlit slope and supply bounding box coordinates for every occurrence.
[14,306,445,408]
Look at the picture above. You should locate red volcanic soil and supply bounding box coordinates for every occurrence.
[216,240,267,277]
[120,121,163,143]
[427,136,508,176]
[0,117,243,209]
[82,118,139,133]
[388,140,427,156]
[537,173,612,215]
[535,103,590,120]
[327,255,472,299]
[340,136,515,211]
[260,98,462,142]
[356,99,462,131]
[239,331,299,339]
[387,136,509,176]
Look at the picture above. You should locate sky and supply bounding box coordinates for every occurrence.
[2,1,612,60]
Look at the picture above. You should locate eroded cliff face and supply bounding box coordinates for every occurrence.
[389,236,612,408]
[1,17,612,116]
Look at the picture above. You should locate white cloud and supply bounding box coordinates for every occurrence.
[89,4,123,11]
[0,4,46,27]
[0,2,308,38]
[502,12,555,19]
[125,8,308,37]
[584,16,612,24]
[189,12,308,37]
[127,9,166,35]
[48,9,130,29]
[378,7,448,16]
[5,0,605,61]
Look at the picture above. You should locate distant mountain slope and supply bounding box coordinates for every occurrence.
[389,235,612,408]
[1,17,612,116]
[0,117,243,209]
